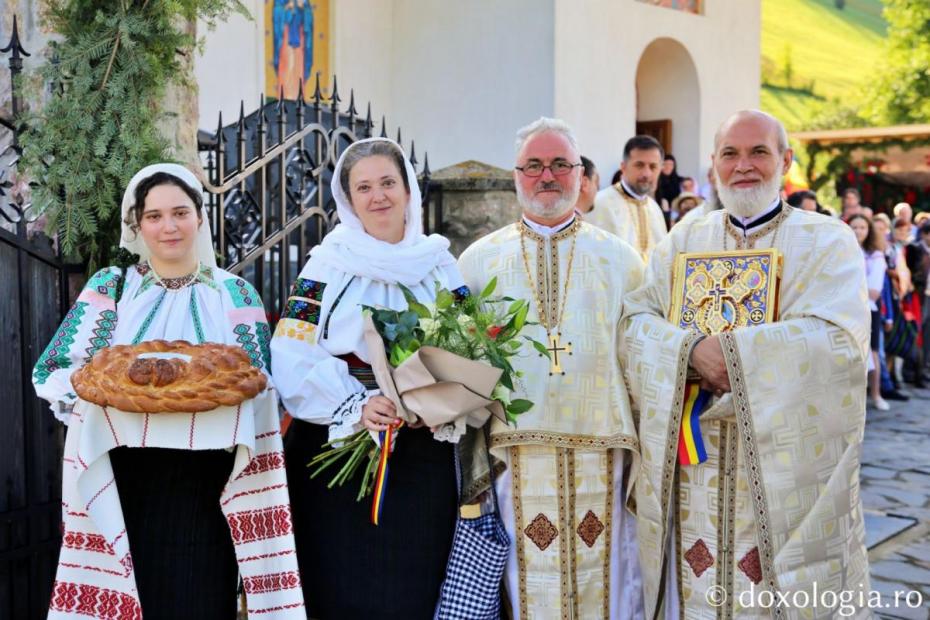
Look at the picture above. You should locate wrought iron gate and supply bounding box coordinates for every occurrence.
[201,75,439,325]
[0,17,70,619]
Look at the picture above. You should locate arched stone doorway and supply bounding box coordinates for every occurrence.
[635,37,701,181]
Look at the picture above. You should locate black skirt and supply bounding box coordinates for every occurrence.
[109,446,239,620]
[285,418,457,620]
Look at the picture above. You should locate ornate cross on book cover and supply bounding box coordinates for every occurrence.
[668,249,782,465]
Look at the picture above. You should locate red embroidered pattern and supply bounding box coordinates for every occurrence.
[524,513,559,551]
[62,531,114,555]
[240,452,285,476]
[59,562,124,577]
[84,478,115,511]
[50,581,141,620]
[222,483,288,507]
[242,570,301,594]
[227,505,293,544]
[101,408,120,445]
[240,549,296,563]
[684,538,715,578]
[188,412,197,448]
[249,602,305,615]
[141,413,150,447]
[576,510,605,548]
[738,546,763,584]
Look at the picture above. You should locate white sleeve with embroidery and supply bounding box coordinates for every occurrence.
[269,278,376,442]
[32,267,122,425]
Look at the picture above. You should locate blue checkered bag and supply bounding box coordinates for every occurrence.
[435,427,510,620]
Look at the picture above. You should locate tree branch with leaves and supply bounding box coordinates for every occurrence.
[19,0,248,270]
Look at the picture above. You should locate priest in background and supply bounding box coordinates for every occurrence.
[586,135,668,261]
[458,117,645,619]
[622,110,872,619]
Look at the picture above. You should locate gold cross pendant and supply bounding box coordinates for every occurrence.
[546,332,572,375]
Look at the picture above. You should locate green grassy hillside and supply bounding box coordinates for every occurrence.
[761,0,886,129]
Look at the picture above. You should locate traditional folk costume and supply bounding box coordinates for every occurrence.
[457,215,645,620]
[271,138,466,619]
[586,179,668,262]
[621,201,872,619]
[32,165,305,619]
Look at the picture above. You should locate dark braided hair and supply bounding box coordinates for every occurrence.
[111,246,140,304]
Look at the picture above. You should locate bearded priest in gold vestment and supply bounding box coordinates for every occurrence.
[586,135,668,262]
[621,111,872,619]
[459,118,646,619]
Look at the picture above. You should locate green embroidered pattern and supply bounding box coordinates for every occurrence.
[86,268,121,301]
[85,309,118,359]
[224,277,261,308]
[134,263,218,298]
[233,323,262,368]
[190,294,205,344]
[133,266,157,299]
[33,301,88,385]
[255,321,271,369]
[196,265,219,291]
[132,290,167,345]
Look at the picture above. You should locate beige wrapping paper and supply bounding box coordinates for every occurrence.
[362,314,506,428]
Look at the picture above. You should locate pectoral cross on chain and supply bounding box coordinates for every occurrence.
[546,332,572,375]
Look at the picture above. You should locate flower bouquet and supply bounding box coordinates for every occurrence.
[308,278,547,521]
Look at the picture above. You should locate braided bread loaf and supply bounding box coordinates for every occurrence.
[72,340,267,413]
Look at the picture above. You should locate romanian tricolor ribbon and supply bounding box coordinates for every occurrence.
[370,422,403,525]
[677,382,710,466]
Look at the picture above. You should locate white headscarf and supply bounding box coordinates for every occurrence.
[308,137,455,285]
[119,163,218,268]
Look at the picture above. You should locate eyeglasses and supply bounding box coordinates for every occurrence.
[514,160,582,177]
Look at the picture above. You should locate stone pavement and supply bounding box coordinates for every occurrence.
[862,382,930,620]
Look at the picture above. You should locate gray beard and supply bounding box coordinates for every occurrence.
[517,181,580,221]
[715,167,783,219]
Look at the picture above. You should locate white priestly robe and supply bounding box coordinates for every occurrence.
[621,205,873,619]
[586,182,668,262]
[458,218,646,620]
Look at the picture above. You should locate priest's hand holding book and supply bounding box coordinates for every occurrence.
[689,335,731,396]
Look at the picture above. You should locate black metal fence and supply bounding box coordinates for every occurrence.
[0,16,70,619]
[201,74,441,324]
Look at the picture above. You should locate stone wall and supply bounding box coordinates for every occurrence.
[429,160,519,257]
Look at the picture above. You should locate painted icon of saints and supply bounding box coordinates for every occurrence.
[272,0,314,100]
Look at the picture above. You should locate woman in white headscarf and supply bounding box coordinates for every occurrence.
[271,138,466,619]
[33,164,305,619]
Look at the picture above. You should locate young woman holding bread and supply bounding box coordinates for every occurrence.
[33,164,304,619]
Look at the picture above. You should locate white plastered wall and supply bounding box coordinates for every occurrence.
[331,0,555,169]
[194,0,760,177]
[194,0,265,129]
[554,0,760,187]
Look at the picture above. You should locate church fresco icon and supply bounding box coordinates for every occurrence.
[265,0,330,100]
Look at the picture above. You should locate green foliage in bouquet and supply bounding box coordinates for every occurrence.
[309,279,547,500]
[367,277,542,423]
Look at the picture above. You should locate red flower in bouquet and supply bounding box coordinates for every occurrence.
[487,325,503,339]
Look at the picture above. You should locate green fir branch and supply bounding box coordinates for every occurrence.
[19,0,249,270]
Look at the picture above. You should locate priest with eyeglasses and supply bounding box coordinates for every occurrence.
[458,117,646,619]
